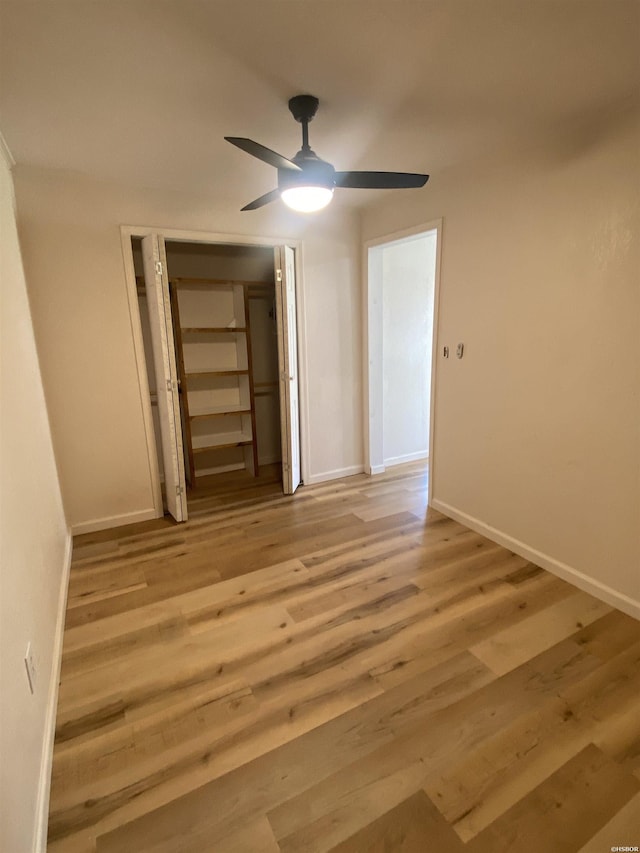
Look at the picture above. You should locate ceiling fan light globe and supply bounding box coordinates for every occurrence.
[281,186,334,213]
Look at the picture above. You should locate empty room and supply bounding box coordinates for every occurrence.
[1,1,639,851]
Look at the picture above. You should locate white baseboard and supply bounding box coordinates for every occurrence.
[71,507,159,535]
[33,529,73,852]
[384,450,429,467]
[368,464,386,475]
[431,499,640,621]
[305,464,365,486]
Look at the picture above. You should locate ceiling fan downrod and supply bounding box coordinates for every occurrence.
[288,94,319,154]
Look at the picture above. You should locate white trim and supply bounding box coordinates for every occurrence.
[120,225,302,250]
[33,530,73,852]
[428,223,444,507]
[305,464,365,485]
[384,450,428,467]
[120,230,163,518]
[364,220,444,250]
[71,508,158,536]
[0,131,16,168]
[431,499,640,621]
[292,242,311,492]
[368,464,386,475]
[362,218,443,506]
[120,225,309,497]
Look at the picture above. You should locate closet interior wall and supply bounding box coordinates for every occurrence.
[133,239,282,494]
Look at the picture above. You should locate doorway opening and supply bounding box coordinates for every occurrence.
[365,223,440,493]
[129,234,302,522]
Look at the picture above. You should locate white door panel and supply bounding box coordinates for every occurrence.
[141,234,188,522]
[275,245,301,494]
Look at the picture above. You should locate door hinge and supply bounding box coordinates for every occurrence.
[155,260,163,276]
[276,268,282,282]
[166,379,173,393]
[283,463,290,472]
[176,485,183,496]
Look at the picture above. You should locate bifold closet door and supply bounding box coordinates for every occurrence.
[141,234,188,522]
[274,245,301,494]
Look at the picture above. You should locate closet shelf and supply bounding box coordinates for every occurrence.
[173,277,271,289]
[185,369,249,378]
[192,435,254,453]
[169,275,259,484]
[189,406,251,420]
[182,327,247,334]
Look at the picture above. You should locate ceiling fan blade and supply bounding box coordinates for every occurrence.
[241,189,281,211]
[225,137,302,172]
[335,171,429,189]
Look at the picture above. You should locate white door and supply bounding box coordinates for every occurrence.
[141,234,188,522]
[274,245,301,494]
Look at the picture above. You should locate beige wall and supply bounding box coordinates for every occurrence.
[0,144,70,851]
[363,114,640,614]
[13,166,362,529]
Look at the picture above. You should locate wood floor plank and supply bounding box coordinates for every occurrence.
[88,652,492,852]
[471,588,612,675]
[99,814,281,853]
[268,637,601,851]
[326,791,466,853]
[55,603,294,734]
[47,461,640,852]
[51,680,257,796]
[594,699,640,782]
[368,569,571,691]
[574,610,640,659]
[268,652,494,846]
[576,791,640,853]
[203,817,281,853]
[424,694,596,841]
[469,744,639,853]
[48,831,97,853]
[61,605,190,680]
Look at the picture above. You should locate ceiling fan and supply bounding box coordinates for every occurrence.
[225,94,429,213]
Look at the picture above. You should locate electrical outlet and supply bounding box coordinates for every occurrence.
[24,643,36,694]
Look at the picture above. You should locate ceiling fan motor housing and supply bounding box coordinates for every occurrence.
[278,154,336,192]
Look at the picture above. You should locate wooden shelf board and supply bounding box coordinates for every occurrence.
[172,277,272,289]
[185,369,249,378]
[189,407,251,420]
[192,437,254,453]
[181,327,247,334]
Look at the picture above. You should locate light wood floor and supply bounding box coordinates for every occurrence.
[49,463,640,852]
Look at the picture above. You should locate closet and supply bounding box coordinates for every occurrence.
[134,239,287,510]
[172,278,259,485]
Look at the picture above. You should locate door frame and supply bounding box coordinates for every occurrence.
[140,234,189,521]
[120,225,309,517]
[362,218,443,503]
[274,245,302,494]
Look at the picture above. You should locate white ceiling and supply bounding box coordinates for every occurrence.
[1,1,638,211]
